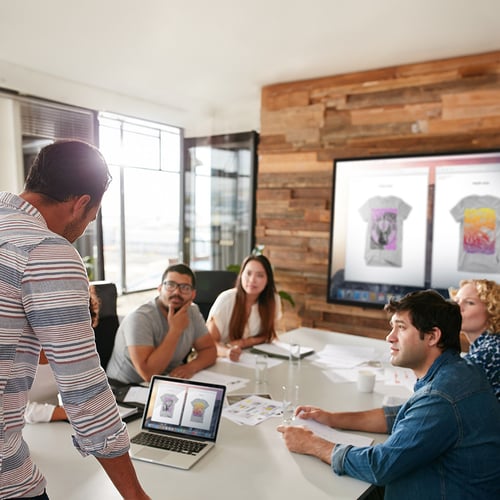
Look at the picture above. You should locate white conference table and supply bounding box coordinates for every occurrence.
[24,327,412,500]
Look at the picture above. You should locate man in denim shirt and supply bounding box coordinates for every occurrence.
[278,290,500,499]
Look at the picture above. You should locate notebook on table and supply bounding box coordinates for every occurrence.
[251,341,315,359]
[129,375,226,470]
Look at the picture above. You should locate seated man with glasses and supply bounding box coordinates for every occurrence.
[107,264,217,384]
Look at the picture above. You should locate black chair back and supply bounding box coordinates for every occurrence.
[194,270,237,320]
[91,281,120,370]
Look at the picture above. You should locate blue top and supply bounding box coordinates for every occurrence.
[331,350,500,499]
[464,331,500,400]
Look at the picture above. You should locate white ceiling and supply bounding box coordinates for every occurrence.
[1,0,499,137]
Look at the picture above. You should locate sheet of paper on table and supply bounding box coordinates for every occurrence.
[122,385,150,405]
[222,394,282,426]
[226,393,272,405]
[218,351,282,369]
[314,344,384,369]
[290,416,373,447]
[252,341,314,359]
[383,366,416,391]
[117,404,140,419]
[322,366,385,383]
[191,369,250,393]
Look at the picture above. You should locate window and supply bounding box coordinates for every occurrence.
[15,94,102,281]
[99,113,183,293]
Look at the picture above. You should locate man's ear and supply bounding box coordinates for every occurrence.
[427,327,442,347]
[72,194,91,215]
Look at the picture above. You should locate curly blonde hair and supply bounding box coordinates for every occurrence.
[455,279,500,333]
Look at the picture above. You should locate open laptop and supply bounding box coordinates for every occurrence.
[129,375,226,470]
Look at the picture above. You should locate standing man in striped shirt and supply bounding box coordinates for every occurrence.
[0,140,150,499]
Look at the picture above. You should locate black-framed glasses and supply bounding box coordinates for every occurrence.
[162,280,193,294]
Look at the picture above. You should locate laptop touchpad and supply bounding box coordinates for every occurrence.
[136,448,170,461]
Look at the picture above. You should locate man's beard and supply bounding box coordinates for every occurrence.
[168,295,184,312]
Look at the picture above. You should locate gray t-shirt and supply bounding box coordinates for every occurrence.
[106,298,208,384]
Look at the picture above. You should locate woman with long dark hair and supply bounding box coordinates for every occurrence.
[207,255,282,361]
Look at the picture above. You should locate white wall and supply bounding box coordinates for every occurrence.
[0,60,255,138]
[0,96,23,192]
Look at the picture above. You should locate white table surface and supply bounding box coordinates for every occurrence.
[24,327,412,500]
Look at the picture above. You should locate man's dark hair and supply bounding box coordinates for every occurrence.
[24,139,111,207]
[384,290,462,352]
[161,263,196,288]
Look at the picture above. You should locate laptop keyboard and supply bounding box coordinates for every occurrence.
[132,432,207,455]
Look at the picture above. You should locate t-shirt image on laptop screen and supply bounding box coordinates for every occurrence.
[129,375,226,470]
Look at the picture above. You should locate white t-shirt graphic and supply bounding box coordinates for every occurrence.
[159,393,179,418]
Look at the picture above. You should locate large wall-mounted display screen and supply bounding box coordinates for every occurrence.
[327,150,500,308]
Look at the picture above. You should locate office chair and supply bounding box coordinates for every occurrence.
[194,270,237,320]
[90,281,120,370]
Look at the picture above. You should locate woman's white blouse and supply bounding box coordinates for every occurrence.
[207,288,282,343]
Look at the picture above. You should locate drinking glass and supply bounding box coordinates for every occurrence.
[255,354,268,384]
[282,384,299,425]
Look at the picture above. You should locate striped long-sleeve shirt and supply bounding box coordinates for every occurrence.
[0,192,129,498]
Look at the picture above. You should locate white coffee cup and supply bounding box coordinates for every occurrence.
[357,370,376,393]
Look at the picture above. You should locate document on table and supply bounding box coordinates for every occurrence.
[226,393,272,405]
[122,385,150,405]
[322,365,414,399]
[290,417,373,447]
[218,351,282,369]
[223,394,282,426]
[384,366,416,391]
[314,345,384,369]
[322,366,385,383]
[191,369,250,393]
[252,341,314,359]
[117,404,140,419]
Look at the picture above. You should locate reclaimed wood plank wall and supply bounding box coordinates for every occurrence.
[257,50,500,342]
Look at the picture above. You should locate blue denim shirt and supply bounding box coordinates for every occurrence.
[331,350,500,499]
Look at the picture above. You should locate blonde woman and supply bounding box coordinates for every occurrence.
[207,254,282,361]
[451,279,500,399]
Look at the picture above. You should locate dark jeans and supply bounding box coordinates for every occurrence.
[359,485,385,499]
[6,491,49,500]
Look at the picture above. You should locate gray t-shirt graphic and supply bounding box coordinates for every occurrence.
[359,196,412,267]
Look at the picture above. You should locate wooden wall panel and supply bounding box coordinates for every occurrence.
[258,50,500,342]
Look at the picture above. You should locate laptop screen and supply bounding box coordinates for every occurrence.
[141,376,226,441]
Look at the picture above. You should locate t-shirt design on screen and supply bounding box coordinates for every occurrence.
[464,207,495,254]
[359,196,412,267]
[370,209,397,249]
[190,398,209,423]
[450,194,500,273]
[160,393,179,418]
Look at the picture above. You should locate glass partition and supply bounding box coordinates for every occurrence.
[183,131,258,271]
